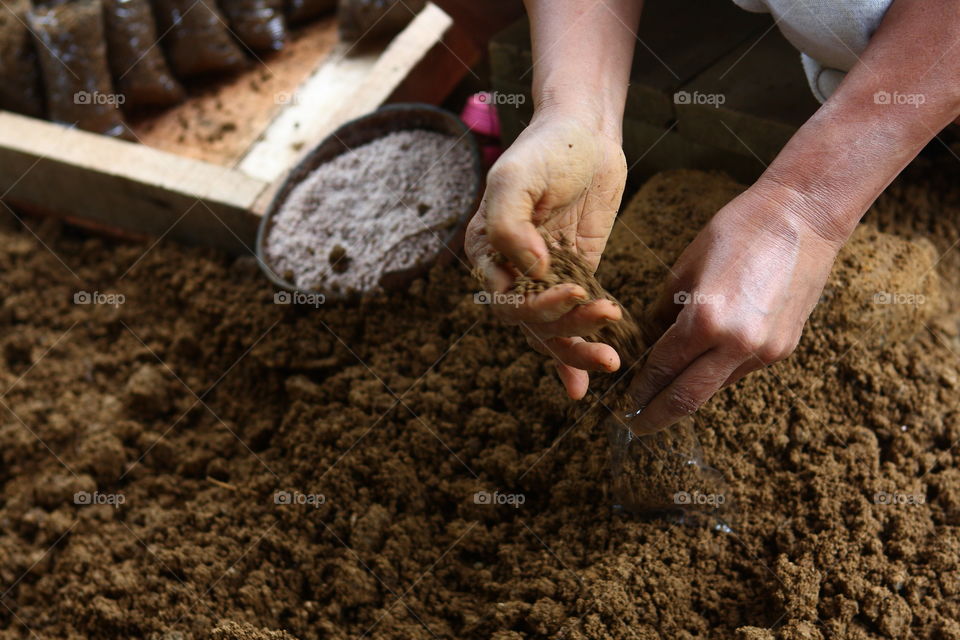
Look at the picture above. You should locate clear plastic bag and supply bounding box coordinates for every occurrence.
[0,0,45,117]
[103,0,183,107]
[337,0,425,44]
[220,0,286,52]
[608,412,728,523]
[483,236,729,525]
[28,0,129,137]
[151,0,248,77]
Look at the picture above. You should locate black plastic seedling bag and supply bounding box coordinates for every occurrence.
[28,0,129,137]
[285,0,332,25]
[0,0,45,117]
[337,0,425,44]
[151,0,248,77]
[103,0,184,107]
[220,0,286,52]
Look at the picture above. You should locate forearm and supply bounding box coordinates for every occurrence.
[754,0,960,245]
[524,0,641,140]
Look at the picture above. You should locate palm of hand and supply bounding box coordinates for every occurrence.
[465,117,626,274]
[464,115,629,400]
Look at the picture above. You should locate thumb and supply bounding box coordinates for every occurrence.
[483,164,549,279]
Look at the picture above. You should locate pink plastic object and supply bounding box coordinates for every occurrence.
[461,92,501,137]
[461,92,503,168]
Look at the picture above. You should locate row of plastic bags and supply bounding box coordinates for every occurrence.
[0,0,424,137]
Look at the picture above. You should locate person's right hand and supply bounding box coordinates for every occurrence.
[465,109,629,400]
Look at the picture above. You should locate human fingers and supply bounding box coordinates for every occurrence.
[523,330,620,373]
[523,299,622,338]
[483,160,550,279]
[627,348,744,435]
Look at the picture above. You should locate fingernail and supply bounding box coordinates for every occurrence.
[568,285,587,301]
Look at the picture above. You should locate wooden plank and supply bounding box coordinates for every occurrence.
[386,19,481,105]
[0,112,265,254]
[240,2,460,187]
[0,5,461,253]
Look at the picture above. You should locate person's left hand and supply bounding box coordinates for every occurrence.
[625,184,845,434]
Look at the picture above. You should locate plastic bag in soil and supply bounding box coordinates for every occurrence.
[608,413,728,522]
[151,0,248,77]
[28,0,129,137]
[0,0,45,117]
[103,0,183,108]
[284,0,332,25]
[484,236,728,524]
[220,0,286,52]
[337,0,425,44]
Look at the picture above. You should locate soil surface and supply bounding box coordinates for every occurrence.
[0,165,958,639]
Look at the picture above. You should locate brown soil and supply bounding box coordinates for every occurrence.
[0,165,958,639]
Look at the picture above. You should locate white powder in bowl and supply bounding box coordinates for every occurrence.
[265,129,475,295]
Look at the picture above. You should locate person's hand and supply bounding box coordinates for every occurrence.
[625,185,845,434]
[465,110,628,400]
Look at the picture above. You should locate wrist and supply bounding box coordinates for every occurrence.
[532,86,624,144]
[743,175,854,253]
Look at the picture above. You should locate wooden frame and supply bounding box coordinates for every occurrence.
[0,3,479,254]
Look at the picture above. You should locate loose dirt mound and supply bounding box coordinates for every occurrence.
[0,166,958,639]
